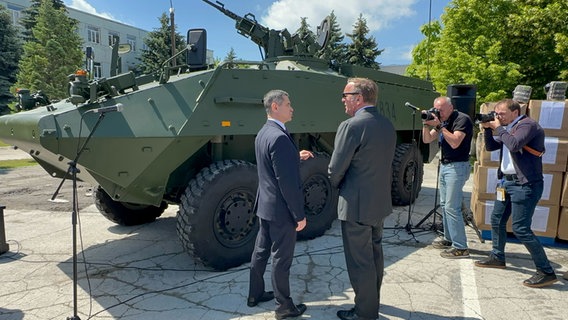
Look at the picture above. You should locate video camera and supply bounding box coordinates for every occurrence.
[474,111,496,124]
[421,108,440,121]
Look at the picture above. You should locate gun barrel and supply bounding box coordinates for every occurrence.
[202,0,240,21]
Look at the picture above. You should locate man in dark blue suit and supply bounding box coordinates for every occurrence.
[329,78,396,320]
[248,89,313,319]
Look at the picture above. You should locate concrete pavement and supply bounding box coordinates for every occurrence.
[0,156,567,320]
[0,146,33,161]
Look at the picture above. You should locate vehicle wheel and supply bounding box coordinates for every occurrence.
[297,152,338,240]
[391,143,423,205]
[94,185,167,226]
[177,160,258,271]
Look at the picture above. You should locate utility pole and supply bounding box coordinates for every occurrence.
[170,0,176,66]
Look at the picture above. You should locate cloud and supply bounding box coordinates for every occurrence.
[67,0,115,20]
[261,0,417,34]
[381,45,415,64]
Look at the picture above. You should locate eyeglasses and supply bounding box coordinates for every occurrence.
[342,92,361,98]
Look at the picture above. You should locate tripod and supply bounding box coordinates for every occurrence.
[415,153,442,233]
[414,154,485,242]
[51,111,108,320]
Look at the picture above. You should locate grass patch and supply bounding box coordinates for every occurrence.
[0,140,8,147]
[0,159,38,170]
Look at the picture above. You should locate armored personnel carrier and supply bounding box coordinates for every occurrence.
[0,1,439,270]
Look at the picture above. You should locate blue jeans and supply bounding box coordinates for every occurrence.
[439,161,470,249]
[490,179,554,273]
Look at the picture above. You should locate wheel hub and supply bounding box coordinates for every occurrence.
[404,161,417,192]
[214,190,256,247]
[303,175,329,216]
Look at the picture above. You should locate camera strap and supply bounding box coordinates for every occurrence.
[512,117,545,157]
[522,145,544,157]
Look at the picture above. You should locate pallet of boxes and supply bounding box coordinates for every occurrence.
[472,82,568,245]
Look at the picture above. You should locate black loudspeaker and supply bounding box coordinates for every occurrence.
[447,84,476,120]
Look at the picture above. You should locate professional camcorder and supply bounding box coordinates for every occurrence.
[474,111,496,124]
[421,108,440,121]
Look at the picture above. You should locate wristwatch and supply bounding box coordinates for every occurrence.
[434,124,442,131]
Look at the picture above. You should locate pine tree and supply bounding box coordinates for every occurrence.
[139,12,185,75]
[293,17,317,54]
[318,11,347,65]
[295,17,316,41]
[13,0,83,100]
[224,47,237,69]
[20,0,66,41]
[0,4,22,113]
[345,14,383,70]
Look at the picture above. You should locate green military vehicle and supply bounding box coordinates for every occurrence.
[0,1,439,270]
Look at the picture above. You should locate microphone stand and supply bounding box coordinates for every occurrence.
[52,112,107,320]
[403,108,418,233]
[385,105,422,241]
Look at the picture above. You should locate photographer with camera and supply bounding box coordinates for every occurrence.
[422,96,473,259]
[474,99,558,288]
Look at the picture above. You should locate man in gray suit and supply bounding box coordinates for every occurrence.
[329,78,396,320]
[248,89,312,319]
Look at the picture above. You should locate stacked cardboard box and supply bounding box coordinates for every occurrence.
[529,100,568,240]
[472,100,568,241]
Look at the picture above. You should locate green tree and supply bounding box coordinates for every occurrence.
[406,20,442,81]
[344,14,383,70]
[318,11,347,65]
[502,0,568,94]
[408,0,568,102]
[13,0,83,100]
[139,12,185,75]
[223,47,237,69]
[221,48,250,69]
[20,0,66,41]
[292,17,319,55]
[555,33,568,79]
[0,5,22,113]
[295,17,316,41]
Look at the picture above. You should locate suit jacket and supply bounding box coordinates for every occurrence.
[254,120,305,224]
[329,107,396,225]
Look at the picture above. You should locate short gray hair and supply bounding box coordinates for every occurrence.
[263,89,289,114]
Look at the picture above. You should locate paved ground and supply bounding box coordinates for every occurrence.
[0,146,33,161]
[0,146,567,320]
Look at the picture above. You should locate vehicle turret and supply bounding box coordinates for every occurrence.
[202,0,329,58]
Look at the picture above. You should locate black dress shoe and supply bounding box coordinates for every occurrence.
[337,308,375,320]
[275,303,307,319]
[247,291,274,307]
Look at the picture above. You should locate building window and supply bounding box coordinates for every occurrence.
[108,31,119,46]
[93,63,102,79]
[88,26,100,44]
[126,35,136,51]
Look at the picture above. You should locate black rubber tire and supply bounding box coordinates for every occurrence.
[94,185,167,226]
[391,143,424,205]
[176,160,258,271]
[297,152,338,240]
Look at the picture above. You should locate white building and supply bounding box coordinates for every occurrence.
[1,0,148,78]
